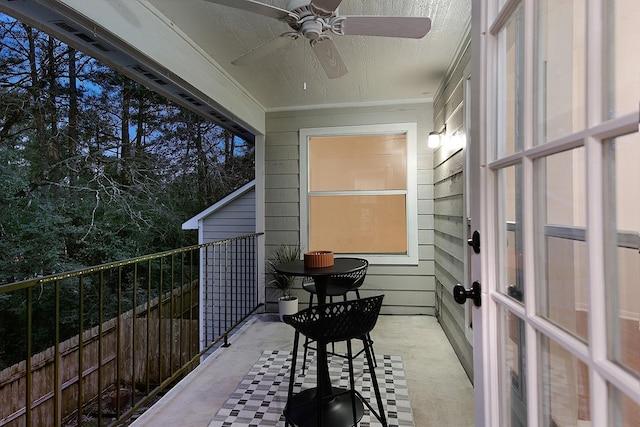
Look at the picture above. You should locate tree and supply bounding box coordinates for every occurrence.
[0,14,254,278]
[0,12,255,368]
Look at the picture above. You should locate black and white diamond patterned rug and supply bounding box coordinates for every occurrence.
[209,349,413,427]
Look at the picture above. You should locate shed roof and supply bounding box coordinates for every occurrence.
[181,180,255,230]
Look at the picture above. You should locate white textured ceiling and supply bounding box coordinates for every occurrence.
[148,0,471,111]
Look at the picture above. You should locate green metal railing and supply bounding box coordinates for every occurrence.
[0,233,263,427]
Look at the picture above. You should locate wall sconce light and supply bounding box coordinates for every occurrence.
[428,125,446,148]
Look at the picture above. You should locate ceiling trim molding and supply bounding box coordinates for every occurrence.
[266,97,434,113]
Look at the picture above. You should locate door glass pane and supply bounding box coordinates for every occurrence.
[609,384,640,427]
[496,5,524,158]
[539,335,591,426]
[604,132,640,376]
[535,148,589,341]
[603,0,640,119]
[499,307,528,427]
[535,0,586,144]
[497,164,524,302]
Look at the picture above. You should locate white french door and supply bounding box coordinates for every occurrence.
[469,0,640,426]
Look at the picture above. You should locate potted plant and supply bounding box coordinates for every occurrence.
[266,244,301,321]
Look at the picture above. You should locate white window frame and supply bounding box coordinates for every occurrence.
[299,123,419,265]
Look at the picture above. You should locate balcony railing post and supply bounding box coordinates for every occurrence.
[26,287,33,427]
[77,275,84,426]
[98,271,104,425]
[54,280,61,426]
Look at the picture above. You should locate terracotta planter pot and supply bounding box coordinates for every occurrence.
[304,251,334,268]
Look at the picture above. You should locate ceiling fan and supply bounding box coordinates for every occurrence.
[202,0,432,79]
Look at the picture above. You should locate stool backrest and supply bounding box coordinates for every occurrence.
[283,294,384,343]
[328,258,368,291]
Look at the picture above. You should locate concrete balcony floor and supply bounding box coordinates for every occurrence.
[131,313,475,426]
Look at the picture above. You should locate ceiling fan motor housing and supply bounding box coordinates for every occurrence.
[301,19,323,39]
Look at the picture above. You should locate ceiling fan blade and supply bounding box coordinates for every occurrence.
[201,0,297,21]
[341,16,432,39]
[309,0,344,16]
[231,32,299,66]
[311,37,348,79]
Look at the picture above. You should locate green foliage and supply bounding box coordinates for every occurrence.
[0,15,254,279]
[266,244,302,299]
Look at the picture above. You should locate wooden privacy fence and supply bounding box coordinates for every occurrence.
[0,282,198,427]
[0,233,262,427]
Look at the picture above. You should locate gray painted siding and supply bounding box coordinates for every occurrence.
[199,188,256,346]
[432,36,474,380]
[264,103,435,315]
[202,189,256,240]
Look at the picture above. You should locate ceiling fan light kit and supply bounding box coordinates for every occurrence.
[203,0,432,79]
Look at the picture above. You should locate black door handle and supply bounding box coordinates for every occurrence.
[467,230,480,253]
[453,281,481,307]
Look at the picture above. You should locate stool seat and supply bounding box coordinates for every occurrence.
[283,295,388,427]
[301,276,358,297]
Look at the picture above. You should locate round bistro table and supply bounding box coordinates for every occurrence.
[276,257,368,427]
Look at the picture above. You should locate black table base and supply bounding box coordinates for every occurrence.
[285,387,364,427]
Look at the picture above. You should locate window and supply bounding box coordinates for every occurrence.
[300,123,418,265]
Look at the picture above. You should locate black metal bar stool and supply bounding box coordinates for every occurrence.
[301,258,377,373]
[282,294,387,427]
[302,258,369,308]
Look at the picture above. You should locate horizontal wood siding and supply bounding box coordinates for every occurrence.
[265,103,435,315]
[438,283,473,378]
[200,189,256,346]
[432,35,474,379]
[202,189,256,241]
